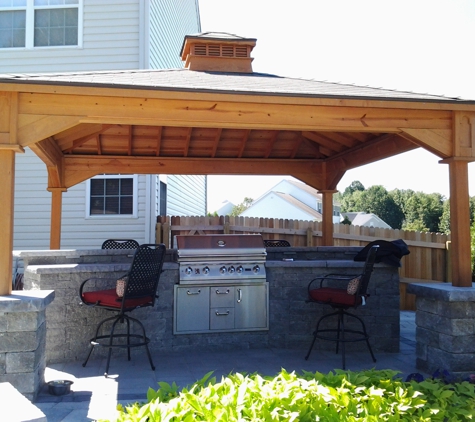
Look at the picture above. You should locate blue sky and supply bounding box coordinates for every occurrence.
[198,0,475,211]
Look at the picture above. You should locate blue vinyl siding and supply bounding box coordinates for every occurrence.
[148,0,200,69]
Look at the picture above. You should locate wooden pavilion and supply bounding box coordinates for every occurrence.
[1,32,474,295]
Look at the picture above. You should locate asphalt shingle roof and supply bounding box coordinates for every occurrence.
[0,68,472,103]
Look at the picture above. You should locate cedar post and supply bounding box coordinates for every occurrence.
[0,150,15,295]
[320,190,337,246]
[444,158,472,286]
[48,188,66,250]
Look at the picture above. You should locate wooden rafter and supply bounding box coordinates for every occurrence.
[290,133,304,158]
[156,126,163,156]
[183,127,192,157]
[237,129,251,158]
[264,131,279,158]
[211,128,222,157]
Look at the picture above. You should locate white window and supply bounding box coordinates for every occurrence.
[86,175,138,218]
[0,0,82,49]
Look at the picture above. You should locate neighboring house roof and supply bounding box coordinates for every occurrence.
[0,67,471,103]
[273,192,323,220]
[341,212,391,229]
[240,191,323,220]
[214,200,235,215]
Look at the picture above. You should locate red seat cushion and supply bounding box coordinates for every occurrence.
[309,287,361,307]
[82,288,153,309]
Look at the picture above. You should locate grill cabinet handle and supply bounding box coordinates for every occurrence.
[215,310,230,316]
[186,289,201,295]
[215,289,230,295]
[237,288,242,303]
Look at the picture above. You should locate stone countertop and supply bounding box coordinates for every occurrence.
[25,262,178,274]
[407,282,475,301]
[265,259,368,268]
[0,289,55,312]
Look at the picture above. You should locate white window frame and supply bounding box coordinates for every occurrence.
[0,0,83,49]
[85,174,138,219]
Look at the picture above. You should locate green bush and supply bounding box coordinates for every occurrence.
[110,368,475,421]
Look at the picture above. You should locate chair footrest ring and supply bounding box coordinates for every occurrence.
[89,333,150,349]
[314,328,369,343]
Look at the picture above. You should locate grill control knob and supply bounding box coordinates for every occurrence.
[228,266,235,274]
[253,265,260,274]
[203,266,210,275]
[220,266,227,274]
[185,267,192,275]
[237,265,243,274]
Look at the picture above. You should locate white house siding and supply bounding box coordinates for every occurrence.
[59,175,149,249]
[13,149,51,250]
[148,0,201,69]
[7,0,204,251]
[167,175,207,216]
[0,1,141,73]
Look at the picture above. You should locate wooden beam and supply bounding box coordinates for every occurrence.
[326,133,418,174]
[302,131,346,154]
[29,137,64,187]
[63,155,325,187]
[18,92,453,133]
[211,128,222,157]
[453,111,475,158]
[237,129,251,158]
[18,114,81,147]
[400,128,452,158]
[156,126,163,156]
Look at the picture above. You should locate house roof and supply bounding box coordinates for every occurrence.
[244,190,323,220]
[341,212,391,228]
[0,67,472,103]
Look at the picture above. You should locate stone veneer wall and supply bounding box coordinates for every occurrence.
[407,283,475,379]
[0,290,54,401]
[19,247,400,364]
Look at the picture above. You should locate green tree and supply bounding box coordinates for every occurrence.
[403,192,444,232]
[356,185,404,229]
[231,197,253,216]
[343,180,365,196]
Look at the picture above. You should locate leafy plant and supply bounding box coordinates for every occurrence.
[110,368,475,421]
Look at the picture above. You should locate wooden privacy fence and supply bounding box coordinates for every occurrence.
[157,215,450,280]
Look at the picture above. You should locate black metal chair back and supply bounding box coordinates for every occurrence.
[101,239,139,250]
[264,239,291,247]
[122,243,166,306]
[356,244,379,296]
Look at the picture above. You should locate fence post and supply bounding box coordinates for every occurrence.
[155,223,162,244]
[163,221,171,248]
[306,227,313,246]
[224,221,230,234]
[446,240,452,283]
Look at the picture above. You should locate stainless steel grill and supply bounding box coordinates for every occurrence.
[174,234,267,285]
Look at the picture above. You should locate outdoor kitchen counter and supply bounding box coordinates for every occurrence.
[19,247,401,364]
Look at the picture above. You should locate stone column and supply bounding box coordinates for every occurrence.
[407,283,475,379]
[0,290,55,401]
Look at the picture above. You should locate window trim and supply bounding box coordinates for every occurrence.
[85,174,138,219]
[0,0,83,50]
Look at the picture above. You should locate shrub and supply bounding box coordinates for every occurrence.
[110,368,475,421]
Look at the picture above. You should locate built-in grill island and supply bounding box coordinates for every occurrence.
[173,234,269,334]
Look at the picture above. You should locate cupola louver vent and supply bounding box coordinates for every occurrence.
[181,32,256,73]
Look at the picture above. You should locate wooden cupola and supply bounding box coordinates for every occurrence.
[180,32,257,73]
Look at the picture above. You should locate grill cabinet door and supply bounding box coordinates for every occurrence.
[174,286,210,333]
[234,284,268,330]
